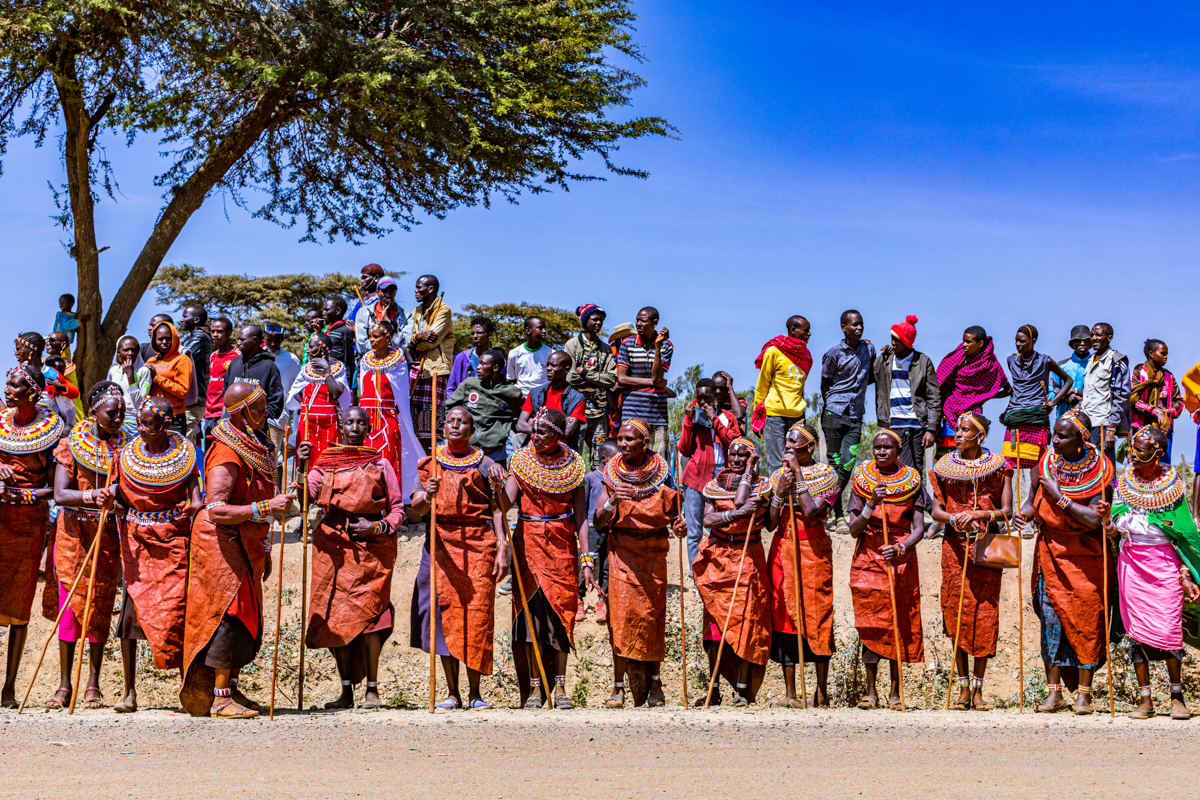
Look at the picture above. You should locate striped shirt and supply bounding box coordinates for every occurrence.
[889,353,920,429]
[617,336,673,426]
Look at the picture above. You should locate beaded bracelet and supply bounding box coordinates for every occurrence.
[206,501,227,511]
[579,552,596,569]
[770,493,786,509]
[12,488,36,504]
[82,489,93,505]
[249,500,271,523]
[1055,494,1071,510]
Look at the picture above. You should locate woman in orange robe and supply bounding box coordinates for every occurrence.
[300,407,406,710]
[846,429,926,711]
[1014,409,1113,716]
[766,423,839,708]
[695,437,772,706]
[180,384,295,718]
[502,408,590,710]
[0,364,62,708]
[592,419,682,708]
[410,406,508,709]
[48,381,129,710]
[113,397,201,713]
[929,413,1012,711]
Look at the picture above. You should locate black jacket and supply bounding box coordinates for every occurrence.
[223,348,284,421]
[325,319,356,388]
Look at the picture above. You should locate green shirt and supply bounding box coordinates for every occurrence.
[445,377,524,452]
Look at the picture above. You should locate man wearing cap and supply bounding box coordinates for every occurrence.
[354,265,408,385]
[873,314,941,488]
[1080,322,1130,465]
[565,304,617,468]
[1050,325,1092,420]
[178,304,212,448]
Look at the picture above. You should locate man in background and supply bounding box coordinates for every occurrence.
[178,304,212,447]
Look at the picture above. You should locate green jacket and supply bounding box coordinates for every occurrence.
[564,332,617,417]
[445,377,524,452]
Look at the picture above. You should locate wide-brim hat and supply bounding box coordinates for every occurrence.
[1069,325,1091,344]
[608,322,635,344]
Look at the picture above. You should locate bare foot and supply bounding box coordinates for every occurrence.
[1,686,16,709]
[114,689,138,713]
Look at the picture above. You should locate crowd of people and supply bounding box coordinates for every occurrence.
[0,268,1198,722]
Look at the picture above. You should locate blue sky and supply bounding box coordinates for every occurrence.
[1,1,1197,452]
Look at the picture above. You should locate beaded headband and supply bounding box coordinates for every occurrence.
[961,413,985,439]
[226,385,265,414]
[624,418,650,439]
[14,333,41,351]
[89,384,124,411]
[139,398,172,427]
[1062,409,1088,437]
[307,333,330,359]
[788,422,815,447]
[1132,427,1165,461]
[730,436,759,454]
[7,365,42,399]
[533,407,565,437]
[877,428,902,445]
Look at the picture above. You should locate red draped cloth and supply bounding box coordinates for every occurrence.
[512,483,579,648]
[417,457,498,674]
[606,486,676,662]
[693,498,771,666]
[768,503,835,656]
[361,368,402,478]
[296,382,341,468]
[929,467,1009,658]
[50,439,121,643]
[0,450,51,627]
[847,495,924,663]
[116,458,197,670]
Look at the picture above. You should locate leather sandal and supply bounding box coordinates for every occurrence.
[647,690,666,707]
[856,696,876,710]
[1128,707,1156,720]
[554,693,574,710]
[211,697,258,719]
[82,687,103,710]
[231,688,261,712]
[523,693,544,710]
[44,687,70,710]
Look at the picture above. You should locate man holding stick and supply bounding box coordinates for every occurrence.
[409,275,453,451]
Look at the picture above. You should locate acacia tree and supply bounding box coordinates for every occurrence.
[0,0,671,389]
[452,301,586,353]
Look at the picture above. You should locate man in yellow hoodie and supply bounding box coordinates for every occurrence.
[753,316,812,477]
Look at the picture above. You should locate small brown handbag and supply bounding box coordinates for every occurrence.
[972,520,1021,570]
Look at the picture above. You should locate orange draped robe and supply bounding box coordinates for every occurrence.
[0,449,52,627]
[847,493,924,663]
[606,486,677,662]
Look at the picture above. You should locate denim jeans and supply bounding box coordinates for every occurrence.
[683,485,707,567]
[764,414,803,478]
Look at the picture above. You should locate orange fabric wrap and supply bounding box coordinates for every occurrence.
[849,498,924,663]
[418,458,498,674]
[607,487,675,661]
[693,496,771,665]
[769,505,835,656]
[181,442,273,689]
[513,483,578,648]
[0,450,50,626]
[1031,487,1107,665]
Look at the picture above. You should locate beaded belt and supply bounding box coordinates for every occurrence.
[517,512,573,522]
[63,506,123,521]
[125,507,188,526]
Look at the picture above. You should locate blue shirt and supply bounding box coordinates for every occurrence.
[1052,353,1089,419]
[821,339,877,418]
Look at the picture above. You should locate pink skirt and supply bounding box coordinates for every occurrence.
[1118,542,1183,651]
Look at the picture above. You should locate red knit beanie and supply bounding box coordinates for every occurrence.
[891,315,919,348]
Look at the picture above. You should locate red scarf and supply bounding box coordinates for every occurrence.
[751,336,812,434]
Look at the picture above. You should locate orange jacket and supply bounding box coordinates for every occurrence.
[146,321,193,414]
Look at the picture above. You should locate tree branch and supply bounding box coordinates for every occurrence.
[86,90,117,150]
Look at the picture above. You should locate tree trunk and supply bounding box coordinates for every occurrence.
[52,52,111,394]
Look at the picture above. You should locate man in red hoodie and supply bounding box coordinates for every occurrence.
[677,378,741,566]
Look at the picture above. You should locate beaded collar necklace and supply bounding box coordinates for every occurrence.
[1117,466,1185,511]
[510,444,585,494]
[603,451,669,498]
[1041,444,1113,500]
[67,418,128,474]
[211,419,275,477]
[851,460,921,502]
[119,432,197,488]
[362,349,406,373]
[0,404,63,455]
[769,463,839,502]
[703,469,770,501]
[933,448,1006,482]
[435,441,484,471]
[297,359,346,385]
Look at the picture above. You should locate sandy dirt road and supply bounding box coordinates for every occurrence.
[2,705,1195,799]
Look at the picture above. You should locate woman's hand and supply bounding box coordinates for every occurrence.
[424,475,441,496]
[881,544,900,561]
[613,483,637,503]
[1182,574,1200,604]
[1097,500,1111,524]
[268,493,297,517]
[487,463,506,485]
[493,543,509,581]
[346,516,376,539]
[177,498,205,517]
[94,485,118,510]
[295,442,313,463]
[672,516,688,538]
[0,464,15,482]
[950,511,975,531]
[738,496,760,518]
[309,357,329,376]
[263,551,273,582]
[870,484,887,505]
[744,453,760,477]
[584,565,605,596]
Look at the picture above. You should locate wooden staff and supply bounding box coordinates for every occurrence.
[786,494,809,709]
[296,408,311,712]
[944,462,977,710]
[68,467,116,714]
[704,514,755,709]
[269,426,290,720]
[674,448,688,707]
[510,525,552,708]
[428,373,440,713]
[880,504,906,712]
[1099,426,1115,717]
[19,490,109,714]
[1014,428,1025,712]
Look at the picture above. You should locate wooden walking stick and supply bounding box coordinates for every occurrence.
[510,526,552,709]
[704,514,755,708]
[1100,426,1115,718]
[674,449,689,707]
[1015,428,1025,712]
[945,463,977,711]
[786,494,809,709]
[296,413,311,712]
[19,497,108,714]
[880,504,906,712]
[68,467,116,714]
[428,373,440,713]
[269,426,291,720]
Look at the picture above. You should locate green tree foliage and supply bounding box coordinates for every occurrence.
[452,302,585,354]
[151,264,361,354]
[667,363,704,437]
[0,0,672,388]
